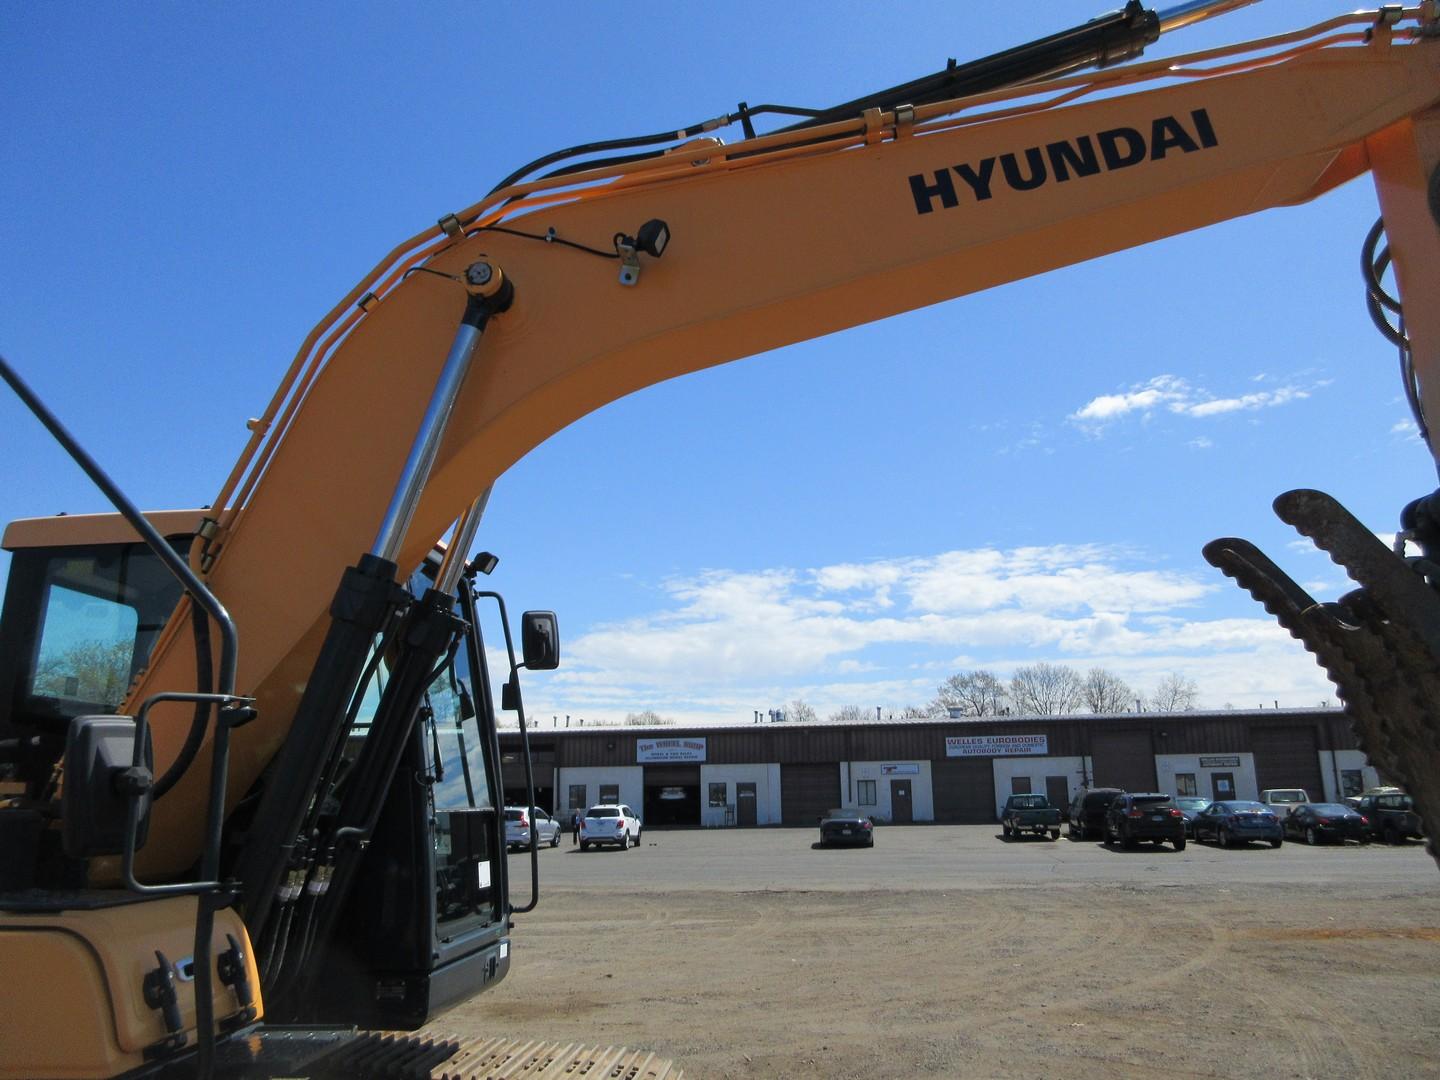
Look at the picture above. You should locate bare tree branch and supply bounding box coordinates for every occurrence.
[1009,662,1084,715]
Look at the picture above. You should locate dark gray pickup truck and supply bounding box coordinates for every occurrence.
[1001,794,1062,841]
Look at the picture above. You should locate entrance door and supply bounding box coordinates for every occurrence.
[1045,776,1069,813]
[736,782,757,826]
[1211,772,1236,801]
[890,780,913,823]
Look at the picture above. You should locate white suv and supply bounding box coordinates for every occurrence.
[579,804,642,851]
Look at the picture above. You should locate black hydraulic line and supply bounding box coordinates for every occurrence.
[776,2,1161,134]
[486,117,728,196]
[490,5,1160,193]
[280,588,465,1010]
[234,553,407,941]
[151,604,215,800]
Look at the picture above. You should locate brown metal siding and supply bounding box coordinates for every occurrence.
[1090,730,1157,792]
[1251,726,1324,796]
[780,764,840,825]
[932,759,996,823]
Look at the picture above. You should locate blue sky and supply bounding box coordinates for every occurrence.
[4,3,1434,727]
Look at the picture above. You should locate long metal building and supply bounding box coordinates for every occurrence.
[498,707,1381,827]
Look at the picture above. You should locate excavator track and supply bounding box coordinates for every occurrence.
[1204,489,1440,870]
[155,1029,683,1079]
[318,1033,683,1080]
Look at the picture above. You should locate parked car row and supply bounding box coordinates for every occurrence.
[1057,784,1426,850]
[504,803,645,852]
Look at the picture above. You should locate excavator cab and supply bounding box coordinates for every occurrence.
[0,508,552,1072]
[0,512,199,889]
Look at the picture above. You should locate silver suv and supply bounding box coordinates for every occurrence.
[504,806,561,850]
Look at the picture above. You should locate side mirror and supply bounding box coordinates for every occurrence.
[521,610,560,671]
[501,677,519,712]
[62,715,152,857]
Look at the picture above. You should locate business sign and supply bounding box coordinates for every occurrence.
[1199,755,1241,768]
[637,738,707,763]
[879,763,919,776]
[945,734,1048,757]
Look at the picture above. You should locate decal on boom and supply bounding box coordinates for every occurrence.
[909,108,1219,215]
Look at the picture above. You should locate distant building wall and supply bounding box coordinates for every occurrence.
[555,766,644,817]
[1155,752,1258,802]
[847,760,934,823]
[699,763,781,826]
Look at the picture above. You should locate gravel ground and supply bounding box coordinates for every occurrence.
[435,827,1440,1078]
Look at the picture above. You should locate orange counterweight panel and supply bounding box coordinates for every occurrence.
[0,897,262,1077]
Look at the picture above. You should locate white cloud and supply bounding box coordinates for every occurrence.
[544,542,1325,725]
[1070,375,1189,422]
[1175,386,1308,417]
[1189,436,1213,450]
[1070,373,1319,431]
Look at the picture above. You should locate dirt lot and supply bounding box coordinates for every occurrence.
[438,829,1440,1079]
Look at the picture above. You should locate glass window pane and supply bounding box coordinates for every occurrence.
[426,640,493,812]
[32,584,138,706]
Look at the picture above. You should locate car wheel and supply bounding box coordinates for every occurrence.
[1360,835,1372,846]
[1306,827,1318,846]
[618,832,629,851]
[1218,827,1230,849]
[1049,829,1060,841]
[551,830,560,847]
[1121,835,1137,850]
[580,841,589,852]
[1385,825,1401,846]
[1270,837,1283,849]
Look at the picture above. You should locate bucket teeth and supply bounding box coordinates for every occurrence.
[1205,490,1440,869]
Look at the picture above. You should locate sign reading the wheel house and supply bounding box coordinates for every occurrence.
[637,738,707,763]
[945,734,1048,757]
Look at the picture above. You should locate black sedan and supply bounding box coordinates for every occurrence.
[818,808,875,847]
[1192,800,1284,848]
[1174,796,1211,838]
[1284,802,1371,845]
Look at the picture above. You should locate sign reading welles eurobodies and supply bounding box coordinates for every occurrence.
[945,734,1048,757]
[636,738,707,763]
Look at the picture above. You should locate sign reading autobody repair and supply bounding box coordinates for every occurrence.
[637,738,707,763]
[945,734,1048,757]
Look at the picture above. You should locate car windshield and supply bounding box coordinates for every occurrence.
[1309,803,1351,815]
[1131,795,1174,808]
[825,809,865,820]
[1009,796,1048,809]
[504,809,524,820]
[587,807,620,817]
[1084,792,1119,807]
[1267,791,1306,803]
[1379,794,1414,810]
[1225,801,1267,812]
[1175,798,1209,810]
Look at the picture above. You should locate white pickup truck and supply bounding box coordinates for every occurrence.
[1258,788,1310,818]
